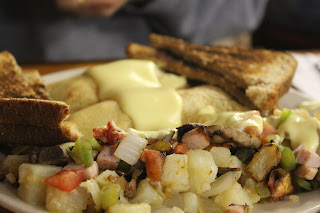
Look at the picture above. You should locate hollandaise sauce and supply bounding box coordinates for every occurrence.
[277,112,320,152]
[205,111,264,134]
[85,59,186,131]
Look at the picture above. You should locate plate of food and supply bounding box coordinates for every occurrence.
[0,34,319,213]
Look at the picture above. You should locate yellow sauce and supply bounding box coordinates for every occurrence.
[205,111,264,133]
[86,60,161,100]
[277,113,320,152]
[85,59,185,131]
[117,87,182,131]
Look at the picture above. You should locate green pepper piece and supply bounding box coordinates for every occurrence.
[255,182,271,198]
[117,160,131,174]
[101,182,121,209]
[68,139,83,164]
[293,176,312,190]
[68,139,94,167]
[278,108,292,128]
[86,138,100,150]
[280,147,296,171]
[81,141,93,167]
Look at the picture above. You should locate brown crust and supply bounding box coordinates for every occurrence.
[0,51,80,146]
[23,69,49,100]
[148,34,297,112]
[126,43,255,109]
[0,51,42,99]
[0,122,81,146]
[0,98,70,128]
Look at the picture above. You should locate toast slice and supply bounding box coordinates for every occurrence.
[0,51,81,146]
[0,98,70,128]
[23,69,49,100]
[148,34,297,112]
[0,122,80,146]
[0,51,43,99]
[126,43,255,109]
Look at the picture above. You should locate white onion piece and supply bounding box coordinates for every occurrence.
[80,179,101,211]
[114,130,148,165]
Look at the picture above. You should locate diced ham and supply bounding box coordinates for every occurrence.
[97,146,120,170]
[225,204,249,213]
[63,161,99,180]
[181,127,210,150]
[294,165,318,180]
[293,145,320,168]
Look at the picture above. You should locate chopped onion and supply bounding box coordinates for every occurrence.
[80,179,101,211]
[114,130,148,165]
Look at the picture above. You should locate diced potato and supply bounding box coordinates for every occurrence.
[226,156,245,170]
[163,192,184,210]
[182,192,199,213]
[187,150,218,194]
[210,147,231,167]
[131,179,163,207]
[17,163,62,205]
[249,192,261,204]
[95,169,120,188]
[46,185,89,213]
[200,171,242,198]
[109,203,151,213]
[268,169,294,201]
[161,154,189,193]
[2,155,29,177]
[153,207,184,213]
[214,182,252,209]
[246,143,281,182]
[198,197,223,213]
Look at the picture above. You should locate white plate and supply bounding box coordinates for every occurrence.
[0,68,319,213]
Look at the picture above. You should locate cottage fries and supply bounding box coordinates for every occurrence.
[1,59,320,213]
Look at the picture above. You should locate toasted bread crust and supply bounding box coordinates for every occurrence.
[0,51,43,99]
[0,98,70,128]
[0,51,81,145]
[23,69,49,100]
[0,122,81,146]
[126,43,255,109]
[148,34,297,112]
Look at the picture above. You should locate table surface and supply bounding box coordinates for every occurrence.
[20,61,109,75]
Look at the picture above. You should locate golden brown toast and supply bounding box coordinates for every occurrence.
[178,85,248,124]
[148,34,297,112]
[0,122,80,146]
[0,98,70,128]
[23,69,49,99]
[0,51,81,146]
[0,51,43,99]
[126,43,255,109]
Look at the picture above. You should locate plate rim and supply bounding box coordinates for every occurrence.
[0,67,319,213]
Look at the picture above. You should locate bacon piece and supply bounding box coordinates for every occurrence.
[93,121,127,144]
[63,161,99,180]
[181,127,210,150]
[96,146,120,170]
[293,145,320,168]
[294,165,318,180]
[225,204,249,213]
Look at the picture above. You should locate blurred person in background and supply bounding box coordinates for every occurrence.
[253,0,320,50]
[0,0,268,63]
